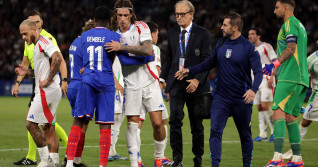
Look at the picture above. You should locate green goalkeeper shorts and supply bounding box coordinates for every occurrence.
[272,82,307,117]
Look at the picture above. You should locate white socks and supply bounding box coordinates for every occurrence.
[265,109,274,134]
[154,139,166,159]
[127,122,138,167]
[37,146,50,164]
[136,128,142,162]
[110,114,125,156]
[258,111,267,138]
[273,152,282,161]
[291,155,302,162]
[299,123,308,140]
[49,153,59,165]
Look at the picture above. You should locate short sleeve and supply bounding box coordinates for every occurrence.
[284,19,299,39]
[264,43,277,61]
[153,45,161,67]
[39,37,59,58]
[135,21,152,42]
[48,35,61,52]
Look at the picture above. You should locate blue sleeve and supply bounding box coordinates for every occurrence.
[250,47,263,93]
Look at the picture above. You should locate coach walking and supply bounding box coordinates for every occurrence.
[175,12,263,167]
[159,0,211,167]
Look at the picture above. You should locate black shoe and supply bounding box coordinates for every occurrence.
[74,163,87,167]
[13,157,37,165]
[173,162,183,167]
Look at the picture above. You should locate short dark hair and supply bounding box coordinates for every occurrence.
[95,6,110,22]
[250,27,263,36]
[224,12,243,32]
[277,0,296,9]
[27,10,41,19]
[146,21,158,34]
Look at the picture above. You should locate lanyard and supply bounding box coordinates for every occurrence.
[179,25,192,57]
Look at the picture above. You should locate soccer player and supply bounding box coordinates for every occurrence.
[16,19,65,167]
[263,0,308,166]
[61,19,96,167]
[282,32,318,160]
[248,27,276,142]
[175,12,263,167]
[65,6,119,167]
[108,56,129,161]
[106,0,166,166]
[137,21,174,166]
[12,10,68,166]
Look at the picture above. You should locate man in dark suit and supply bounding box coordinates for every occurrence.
[159,1,212,166]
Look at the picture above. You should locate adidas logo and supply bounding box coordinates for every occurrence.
[29,114,34,119]
[159,103,164,108]
[128,151,133,155]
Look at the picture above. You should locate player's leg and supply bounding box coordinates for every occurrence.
[253,88,268,141]
[232,103,253,167]
[209,95,231,167]
[66,83,95,167]
[261,82,275,142]
[96,85,114,167]
[42,123,59,166]
[124,88,142,167]
[161,106,174,166]
[136,107,146,165]
[185,95,204,167]
[55,122,68,147]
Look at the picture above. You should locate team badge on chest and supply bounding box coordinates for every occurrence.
[130,35,135,40]
[195,49,200,56]
[225,49,232,58]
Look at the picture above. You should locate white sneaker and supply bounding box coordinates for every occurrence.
[282,149,293,159]
[37,161,49,167]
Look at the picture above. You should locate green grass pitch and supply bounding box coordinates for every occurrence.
[0,96,317,166]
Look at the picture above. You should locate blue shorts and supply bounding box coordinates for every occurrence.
[75,82,115,124]
[67,80,81,117]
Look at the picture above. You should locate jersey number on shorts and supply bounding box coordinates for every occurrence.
[87,46,103,71]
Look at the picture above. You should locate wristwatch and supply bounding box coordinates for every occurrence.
[62,78,68,82]
[14,80,21,86]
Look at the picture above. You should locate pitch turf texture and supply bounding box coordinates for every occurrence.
[0,97,317,167]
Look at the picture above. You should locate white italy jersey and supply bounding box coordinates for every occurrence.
[113,56,124,86]
[33,36,60,93]
[147,44,161,78]
[307,51,318,90]
[256,42,277,65]
[117,21,154,90]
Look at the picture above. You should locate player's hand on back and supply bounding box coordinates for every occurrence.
[105,40,123,52]
[115,81,124,96]
[80,67,85,74]
[175,68,190,80]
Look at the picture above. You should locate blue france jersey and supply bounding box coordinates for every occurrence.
[69,36,83,82]
[80,27,120,91]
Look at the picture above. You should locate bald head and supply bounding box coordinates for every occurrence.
[20,19,39,45]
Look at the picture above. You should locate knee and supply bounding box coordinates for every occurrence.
[152,120,163,129]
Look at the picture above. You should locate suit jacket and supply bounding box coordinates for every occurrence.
[160,23,212,95]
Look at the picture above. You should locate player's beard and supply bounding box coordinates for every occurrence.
[30,34,35,45]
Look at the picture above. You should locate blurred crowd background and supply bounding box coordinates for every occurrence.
[1,0,318,80]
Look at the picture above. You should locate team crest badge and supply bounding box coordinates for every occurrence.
[225,49,232,58]
[130,35,135,40]
[195,49,200,56]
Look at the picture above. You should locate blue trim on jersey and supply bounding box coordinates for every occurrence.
[35,35,43,44]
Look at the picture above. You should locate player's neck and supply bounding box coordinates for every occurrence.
[255,40,261,47]
[95,21,108,28]
[33,34,41,44]
[284,12,293,22]
[230,32,241,40]
[120,24,130,33]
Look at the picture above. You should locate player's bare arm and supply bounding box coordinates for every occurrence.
[277,42,296,64]
[114,75,124,96]
[12,56,30,97]
[59,54,68,96]
[105,40,153,56]
[39,51,61,89]
[15,64,34,77]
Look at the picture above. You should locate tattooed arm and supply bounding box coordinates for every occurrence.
[277,42,296,64]
[105,40,153,56]
[59,55,68,96]
[39,51,62,89]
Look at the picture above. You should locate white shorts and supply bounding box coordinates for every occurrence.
[140,103,169,121]
[303,90,318,121]
[123,81,165,116]
[114,93,124,114]
[254,78,273,105]
[27,88,61,124]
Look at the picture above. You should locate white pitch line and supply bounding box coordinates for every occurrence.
[1,138,317,152]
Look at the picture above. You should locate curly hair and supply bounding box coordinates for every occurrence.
[110,0,137,31]
[82,19,96,33]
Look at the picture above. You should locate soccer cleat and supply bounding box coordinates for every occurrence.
[264,158,285,167]
[13,157,37,165]
[154,159,163,167]
[282,149,293,160]
[108,156,114,161]
[253,136,267,142]
[162,157,174,166]
[109,154,128,160]
[138,161,145,167]
[285,160,304,167]
[269,134,274,142]
[74,163,87,167]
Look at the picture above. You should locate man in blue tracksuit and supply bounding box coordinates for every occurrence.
[175,12,263,167]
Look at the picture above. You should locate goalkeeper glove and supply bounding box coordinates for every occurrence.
[263,59,281,76]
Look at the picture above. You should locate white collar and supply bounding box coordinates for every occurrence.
[180,22,192,33]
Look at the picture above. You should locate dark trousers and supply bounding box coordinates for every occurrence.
[209,93,253,167]
[169,81,204,166]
